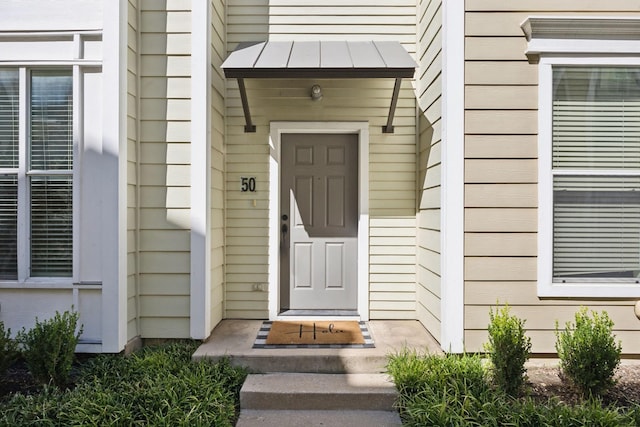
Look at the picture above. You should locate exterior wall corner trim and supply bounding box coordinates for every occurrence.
[190,0,213,339]
[101,0,128,352]
[440,0,465,353]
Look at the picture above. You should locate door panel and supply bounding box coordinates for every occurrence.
[327,176,346,227]
[280,133,358,310]
[325,243,345,288]
[293,242,312,288]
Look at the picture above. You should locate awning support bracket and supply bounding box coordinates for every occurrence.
[383,77,402,134]
[238,78,256,133]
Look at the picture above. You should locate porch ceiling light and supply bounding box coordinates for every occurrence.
[310,84,322,101]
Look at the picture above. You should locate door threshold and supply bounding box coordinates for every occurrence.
[276,309,360,320]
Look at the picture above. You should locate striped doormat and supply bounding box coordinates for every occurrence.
[253,321,375,349]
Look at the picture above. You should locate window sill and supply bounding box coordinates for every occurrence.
[538,281,640,299]
[0,280,102,290]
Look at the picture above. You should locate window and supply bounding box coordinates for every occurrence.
[525,16,640,297]
[0,68,73,280]
[552,67,640,282]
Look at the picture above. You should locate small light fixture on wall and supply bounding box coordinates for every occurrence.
[310,84,323,101]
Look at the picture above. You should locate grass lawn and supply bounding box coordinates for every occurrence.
[0,341,247,426]
[388,350,640,427]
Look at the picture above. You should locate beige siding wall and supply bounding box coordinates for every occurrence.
[416,0,442,342]
[464,0,640,353]
[127,0,140,342]
[138,1,192,338]
[225,0,418,319]
[210,0,226,326]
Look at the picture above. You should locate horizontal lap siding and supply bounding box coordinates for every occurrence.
[464,3,640,354]
[225,0,417,319]
[416,0,442,342]
[138,2,192,338]
[211,0,225,327]
[127,0,139,342]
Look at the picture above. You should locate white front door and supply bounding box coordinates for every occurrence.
[280,134,358,310]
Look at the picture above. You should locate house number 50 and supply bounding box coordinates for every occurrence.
[241,177,256,192]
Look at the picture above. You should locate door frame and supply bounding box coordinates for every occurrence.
[268,122,370,321]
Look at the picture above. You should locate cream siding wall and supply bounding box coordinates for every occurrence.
[127,0,140,342]
[225,0,418,319]
[416,0,443,343]
[210,0,226,326]
[138,1,192,338]
[464,0,640,353]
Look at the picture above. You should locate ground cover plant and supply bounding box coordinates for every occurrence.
[0,341,247,426]
[388,351,640,427]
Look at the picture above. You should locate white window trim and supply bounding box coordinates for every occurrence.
[0,1,123,353]
[533,24,640,298]
[0,30,108,290]
[0,66,77,285]
[522,16,640,64]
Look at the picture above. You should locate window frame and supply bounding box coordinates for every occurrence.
[0,65,79,285]
[538,55,640,297]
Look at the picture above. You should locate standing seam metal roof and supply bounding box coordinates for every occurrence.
[221,40,417,79]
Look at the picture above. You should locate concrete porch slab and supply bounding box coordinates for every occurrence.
[193,320,442,373]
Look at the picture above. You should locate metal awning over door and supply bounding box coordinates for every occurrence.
[221,41,417,133]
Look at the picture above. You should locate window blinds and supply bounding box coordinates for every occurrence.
[0,70,18,279]
[552,67,640,279]
[30,176,72,277]
[29,71,73,277]
[0,70,18,168]
[0,176,17,279]
[30,71,73,170]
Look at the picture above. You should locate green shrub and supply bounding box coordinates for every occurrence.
[387,350,492,425]
[67,342,247,426]
[387,350,640,427]
[0,341,248,426]
[17,310,82,386]
[388,349,489,398]
[555,307,622,397]
[0,321,19,378]
[484,304,532,396]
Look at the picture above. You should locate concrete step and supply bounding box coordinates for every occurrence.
[230,352,389,374]
[240,373,398,411]
[236,409,402,427]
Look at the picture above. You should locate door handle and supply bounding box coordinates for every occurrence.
[281,223,288,242]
